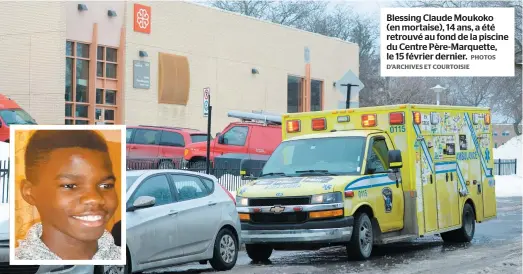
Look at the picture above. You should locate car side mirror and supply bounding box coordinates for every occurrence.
[218,134,225,144]
[215,132,221,138]
[127,196,155,212]
[388,150,403,170]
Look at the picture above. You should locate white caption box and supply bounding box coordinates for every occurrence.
[380,8,515,77]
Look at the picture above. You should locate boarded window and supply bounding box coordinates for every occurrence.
[158,52,190,105]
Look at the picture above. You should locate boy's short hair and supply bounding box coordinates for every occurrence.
[24,130,110,183]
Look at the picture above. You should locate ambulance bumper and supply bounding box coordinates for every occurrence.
[241,217,354,244]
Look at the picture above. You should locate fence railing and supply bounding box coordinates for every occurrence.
[2,156,512,200]
[1,160,9,203]
[493,159,518,176]
[127,158,259,192]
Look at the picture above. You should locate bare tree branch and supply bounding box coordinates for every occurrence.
[209,0,520,134]
[396,0,522,134]
[210,0,272,18]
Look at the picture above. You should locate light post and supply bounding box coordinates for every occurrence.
[341,83,359,109]
[430,84,446,105]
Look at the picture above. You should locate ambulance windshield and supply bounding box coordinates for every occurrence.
[261,136,366,177]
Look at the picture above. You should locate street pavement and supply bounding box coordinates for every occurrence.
[146,197,522,274]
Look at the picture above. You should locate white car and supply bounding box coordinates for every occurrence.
[106,169,241,274]
[0,204,96,273]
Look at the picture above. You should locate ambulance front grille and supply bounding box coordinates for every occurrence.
[248,197,311,207]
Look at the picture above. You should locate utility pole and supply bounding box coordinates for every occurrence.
[206,97,212,175]
[342,83,359,109]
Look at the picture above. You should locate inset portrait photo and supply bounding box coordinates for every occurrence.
[9,125,126,266]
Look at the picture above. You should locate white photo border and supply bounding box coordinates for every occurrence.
[9,124,127,266]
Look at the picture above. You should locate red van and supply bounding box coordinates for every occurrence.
[126,125,210,169]
[0,94,37,142]
[183,111,282,169]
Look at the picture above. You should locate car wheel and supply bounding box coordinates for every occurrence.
[209,228,238,271]
[93,252,131,274]
[346,212,373,260]
[441,203,475,243]
[245,244,273,262]
[99,265,126,274]
[158,160,175,169]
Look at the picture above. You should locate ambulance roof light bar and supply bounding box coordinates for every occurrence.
[227,110,282,125]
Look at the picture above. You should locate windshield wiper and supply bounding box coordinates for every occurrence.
[295,170,336,176]
[259,172,289,177]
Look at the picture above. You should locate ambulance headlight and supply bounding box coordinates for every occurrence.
[311,192,343,204]
[236,197,249,207]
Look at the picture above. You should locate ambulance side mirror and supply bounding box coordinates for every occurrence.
[388,150,403,170]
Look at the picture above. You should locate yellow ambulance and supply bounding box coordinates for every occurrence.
[235,104,496,261]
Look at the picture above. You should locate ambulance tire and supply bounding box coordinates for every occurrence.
[441,203,475,243]
[346,212,373,260]
[245,244,273,262]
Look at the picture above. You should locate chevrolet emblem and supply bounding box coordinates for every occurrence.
[269,205,285,214]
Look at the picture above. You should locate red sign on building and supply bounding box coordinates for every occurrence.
[134,4,151,34]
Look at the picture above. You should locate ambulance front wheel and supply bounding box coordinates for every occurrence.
[246,244,273,262]
[346,212,373,260]
[441,203,475,243]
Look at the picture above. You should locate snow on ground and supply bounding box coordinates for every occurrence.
[493,135,522,175]
[495,175,523,197]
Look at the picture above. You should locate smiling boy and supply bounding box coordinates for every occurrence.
[14,129,121,260]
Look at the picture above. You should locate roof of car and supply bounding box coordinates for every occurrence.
[129,125,205,134]
[229,121,281,128]
[126,169,218,181]
[0,94,22,109]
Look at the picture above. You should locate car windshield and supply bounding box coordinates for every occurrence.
[127,175,140,191]
[261,136,366,177]
[191,134,211,143]
[0,109,36,125]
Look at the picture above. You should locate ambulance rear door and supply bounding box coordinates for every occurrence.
[463,112,494,219]
[433,134,460,230]
[413,112,438,233]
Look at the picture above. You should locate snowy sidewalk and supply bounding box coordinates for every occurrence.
[495,175,523,197]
